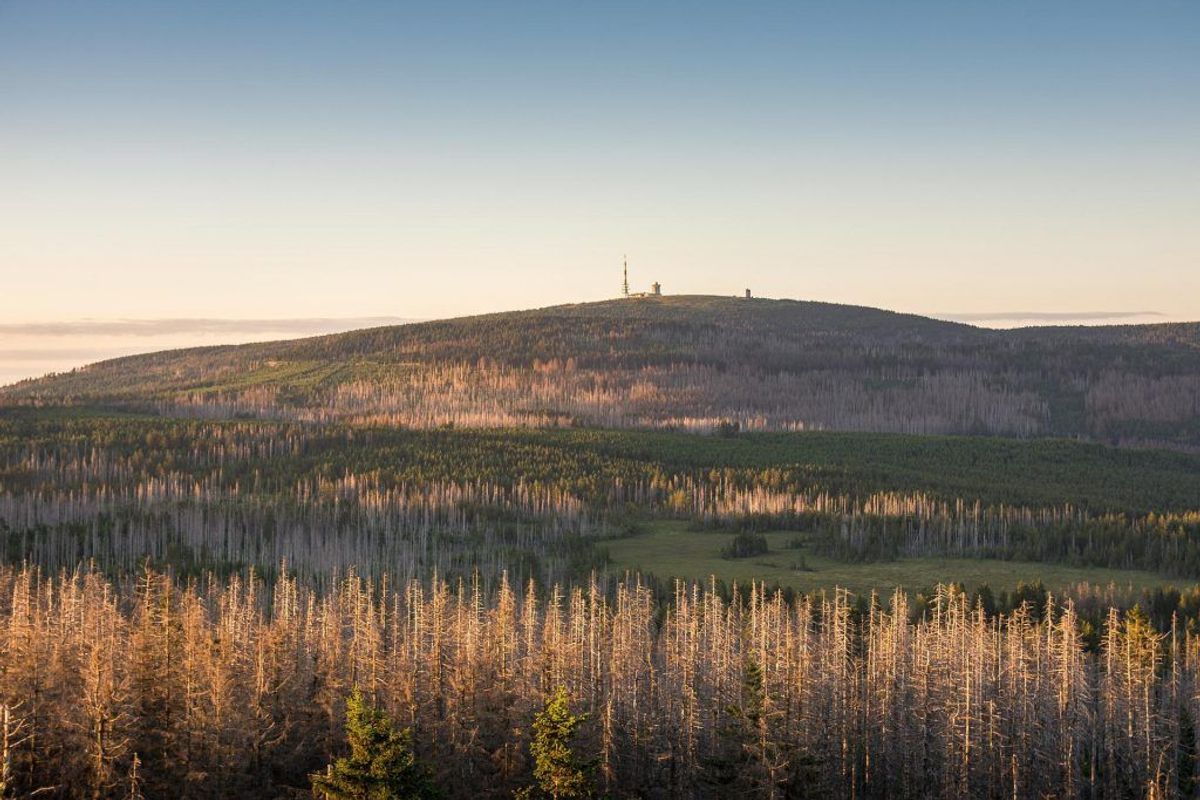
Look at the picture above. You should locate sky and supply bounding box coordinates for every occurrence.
[1,1,1197,383]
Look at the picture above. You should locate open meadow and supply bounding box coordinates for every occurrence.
[603,520,1179,597]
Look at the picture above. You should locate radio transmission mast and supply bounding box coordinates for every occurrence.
[622,255,630,297]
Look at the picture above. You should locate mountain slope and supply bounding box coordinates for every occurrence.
[3,295,1198,447]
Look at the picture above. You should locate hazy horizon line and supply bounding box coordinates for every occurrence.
[0,316,419,337]
[0,309,1182,336]
[936,310,1166,323]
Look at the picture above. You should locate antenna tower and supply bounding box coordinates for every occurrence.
[622,256,629,297]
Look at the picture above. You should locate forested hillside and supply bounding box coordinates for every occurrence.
[4,412,1200,585]
[4,296,1199,447]
[5,412,1200,794]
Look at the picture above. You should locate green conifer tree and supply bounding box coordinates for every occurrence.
[520,686,592,800]
[311,689,438,800]
[702,657,814,798]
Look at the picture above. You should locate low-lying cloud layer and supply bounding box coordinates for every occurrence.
[0,317,418,387]
[935,311,1168,327]
[0,317,415,337]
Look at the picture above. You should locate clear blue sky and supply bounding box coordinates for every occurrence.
[1,0,1197,324]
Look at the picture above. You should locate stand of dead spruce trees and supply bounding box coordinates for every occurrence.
[0,566,1196,798]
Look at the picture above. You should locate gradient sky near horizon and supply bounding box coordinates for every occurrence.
[1,2,1198,356]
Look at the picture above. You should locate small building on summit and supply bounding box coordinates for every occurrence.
[621,257,663,297]
[628,281,662,298]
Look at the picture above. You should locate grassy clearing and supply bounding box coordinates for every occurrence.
[602,520,1185,596]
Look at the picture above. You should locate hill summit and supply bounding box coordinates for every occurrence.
[3,295,1199,447]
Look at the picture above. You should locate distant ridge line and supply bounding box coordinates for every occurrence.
[937,311,1164,323]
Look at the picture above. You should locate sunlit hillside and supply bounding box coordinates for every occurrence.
[4,295,1198,448]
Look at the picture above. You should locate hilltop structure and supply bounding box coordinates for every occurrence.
[621,257,662,298]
